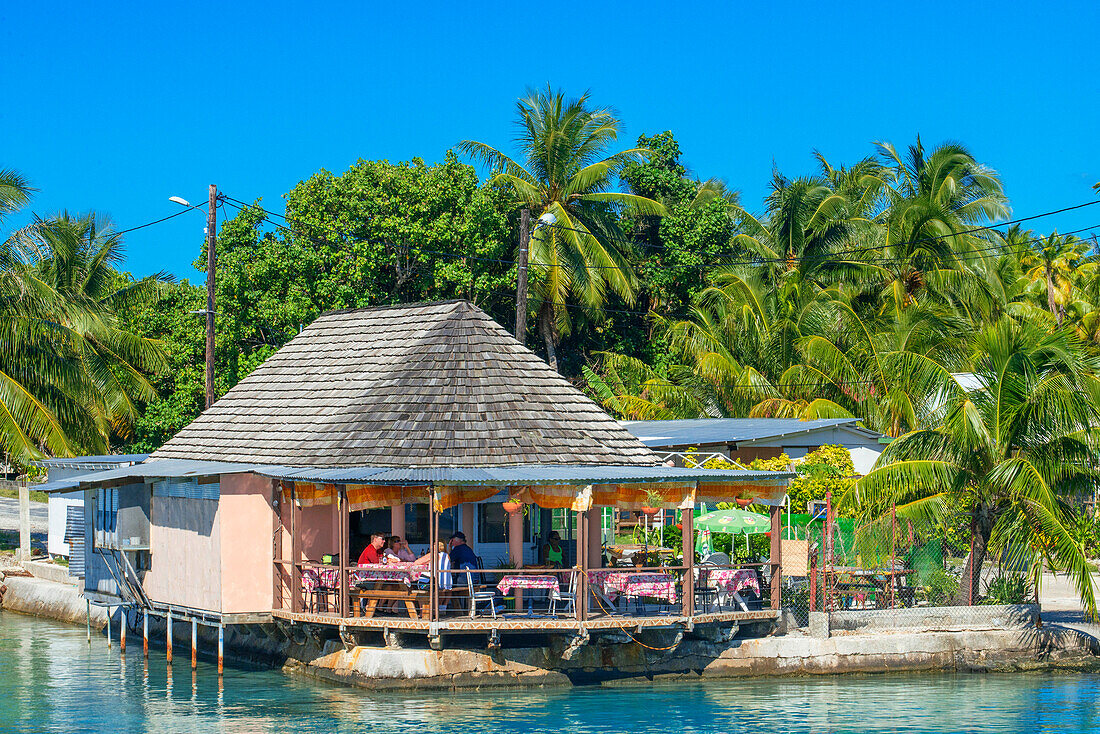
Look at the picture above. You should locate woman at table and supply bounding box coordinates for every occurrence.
[393,537,416,562]
[540,530,565,568]
[381,536,402,564]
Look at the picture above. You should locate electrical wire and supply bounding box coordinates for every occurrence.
[220,194,1100,272]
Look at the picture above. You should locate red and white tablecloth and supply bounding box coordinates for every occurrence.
[351,562,420,585]
[496,575,560,595]
[300,567,338,592]
[588,570,678,603]
[705,568,761,596]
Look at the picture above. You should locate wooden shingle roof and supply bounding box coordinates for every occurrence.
[152,300,663,468]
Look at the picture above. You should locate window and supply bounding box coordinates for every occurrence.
[478,503,530,544]
[404,504,458,545]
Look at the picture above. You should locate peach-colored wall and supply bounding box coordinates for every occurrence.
[145,495,221,611]
[299,504,338,561]
[219,473,275,614]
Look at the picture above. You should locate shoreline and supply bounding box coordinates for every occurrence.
[5,567,1099,690]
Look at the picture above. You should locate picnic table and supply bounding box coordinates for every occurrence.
[831,566,915,609]
[349,562,430,619]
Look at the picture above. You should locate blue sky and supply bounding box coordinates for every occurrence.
[3,1,1099,280]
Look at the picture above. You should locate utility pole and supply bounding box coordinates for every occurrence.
[515,208,530,343]
[205,184,217,410]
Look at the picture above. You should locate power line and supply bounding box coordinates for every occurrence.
[220,194,1100,272]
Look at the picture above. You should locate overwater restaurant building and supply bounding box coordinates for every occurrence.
[47,301,792,644]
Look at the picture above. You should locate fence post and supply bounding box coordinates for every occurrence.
[824,491,834,611]
[17,482,30,563]
[769,504,782,610]
[890,503,897,609]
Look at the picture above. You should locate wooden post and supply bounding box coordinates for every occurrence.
[515,208,530,342]
[86,599,91,643]
[290,485,301,614]
[682,506,695,618]
[143,610,149,657]
[166,611,173,664]
[106,609,111,649]
[217,624,224,676]
[204,184,217,410]
[120,609,126,653]
[769,504,782,610]
[429,496,438,623]
[339,488,349,618]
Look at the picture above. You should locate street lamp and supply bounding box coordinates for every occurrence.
[170,186,218,410]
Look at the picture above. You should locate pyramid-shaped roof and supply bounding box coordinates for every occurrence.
[152,300,663,468]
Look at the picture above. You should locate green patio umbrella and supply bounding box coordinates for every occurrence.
[694,507,769,555]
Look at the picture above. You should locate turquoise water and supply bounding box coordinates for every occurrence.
[2,611,1099,733]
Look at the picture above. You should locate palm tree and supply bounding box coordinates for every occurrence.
[871,138,1010,315]
[846,317,1100,616]
[29,212,169,444]
[459,86,665,371]
[0,174,168,461]
[1019,230,1092,327]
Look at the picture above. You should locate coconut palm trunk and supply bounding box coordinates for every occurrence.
[951,506,994,606]
[538,301,559,373]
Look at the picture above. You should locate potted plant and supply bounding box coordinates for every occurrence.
[735,497,752,508]
[640,488,663,517]
[502,498,525,515]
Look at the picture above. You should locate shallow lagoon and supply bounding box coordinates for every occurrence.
[2,611,1098,733]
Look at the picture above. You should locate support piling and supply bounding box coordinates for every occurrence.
[217,624,224,676]
[85,599,91,643]
[106,609,111,649]
[191,618,198,669]
[166,611,173,664]
[120,608,126,653]
[143,610,149,657]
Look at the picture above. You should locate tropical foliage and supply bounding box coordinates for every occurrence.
[0,171,167,462]
[13,86,1100,613]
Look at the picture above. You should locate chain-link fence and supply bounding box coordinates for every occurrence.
[780,494,1037,632]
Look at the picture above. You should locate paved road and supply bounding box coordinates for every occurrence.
[0,495,48,534]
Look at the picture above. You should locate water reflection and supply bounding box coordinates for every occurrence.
[2,610,1099,733]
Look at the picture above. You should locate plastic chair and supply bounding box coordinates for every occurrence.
[549,570,576,615]
[467,567,497,618]
[695,564,719,613]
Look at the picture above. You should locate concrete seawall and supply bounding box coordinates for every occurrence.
[4,570,1099,690]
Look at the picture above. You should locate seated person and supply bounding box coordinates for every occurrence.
[540,530,565,568]
[381,536,401,564]
[356,532,385,566]
[411,541,452,590]
[393,536,416,562]
[448,531,479,585]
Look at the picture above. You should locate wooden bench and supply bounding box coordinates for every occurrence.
[350,587,431,619]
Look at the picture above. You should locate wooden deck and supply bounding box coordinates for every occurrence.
[271,608,778,633]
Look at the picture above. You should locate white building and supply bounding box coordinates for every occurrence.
[619,418,890,475]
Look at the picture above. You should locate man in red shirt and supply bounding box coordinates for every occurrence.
[357,533,386,565]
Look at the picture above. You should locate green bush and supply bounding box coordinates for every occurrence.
[983,572,1031,605]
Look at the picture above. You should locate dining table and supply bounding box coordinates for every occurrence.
[587,570,678,605]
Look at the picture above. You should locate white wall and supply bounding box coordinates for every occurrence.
[47,491,82,556]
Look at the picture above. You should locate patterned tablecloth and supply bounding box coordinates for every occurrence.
[496,575,560,595]
[351,562,420,585]
[587,570,678,603]
[300,567,339,592]
[705,568,761,596]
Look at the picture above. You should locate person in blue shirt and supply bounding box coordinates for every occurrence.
[448,531,478,569]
